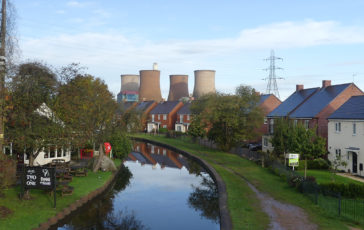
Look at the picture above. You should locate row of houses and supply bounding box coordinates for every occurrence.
[261,80,364,176]
[120,100,193,133]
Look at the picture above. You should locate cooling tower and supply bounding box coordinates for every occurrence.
[192,70,216,98]
[167,75,189,101]
[120,74,140,92]
[139,70,162,101]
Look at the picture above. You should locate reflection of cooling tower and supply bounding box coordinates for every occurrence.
[167,75,189,101]
[193,70,216,98]
[120,74,139,92]
[139,70,162,101]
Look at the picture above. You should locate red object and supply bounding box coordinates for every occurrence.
[104,142,112,154]
[80,149,93,159]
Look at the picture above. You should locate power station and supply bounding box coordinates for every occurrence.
[192,70,216,98]
[117,74,140,103]
[167,75,189,101]
[118,64,216,102]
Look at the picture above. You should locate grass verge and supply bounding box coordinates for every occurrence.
[0,159,122,230]
[296,169,363,185]
[133,134,361,230]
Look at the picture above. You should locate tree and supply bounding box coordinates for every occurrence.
[190,86,263,151]
[188,116,206,141]
[271,119,327,177]
[54,75,117,149]
[108,131,132,159]
[115,103,142,133]
[5,61,65,165]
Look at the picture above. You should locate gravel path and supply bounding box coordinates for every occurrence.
[219,163,318,230]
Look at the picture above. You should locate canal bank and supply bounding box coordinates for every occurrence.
[132,134,357,230]
[0,160,122,230]
[132,137,232,230]
[33,162,125,230]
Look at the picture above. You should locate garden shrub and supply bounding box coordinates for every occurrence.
[0,154,17,190]
[320,182,364,198]
[298,158,330,170]
[108,132,132,159]
[158,128,168,134]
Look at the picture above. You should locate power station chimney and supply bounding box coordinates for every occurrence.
[192,70,216,98]
[139,69,162,102]
[167,75,189,101]
[117,74,140,102]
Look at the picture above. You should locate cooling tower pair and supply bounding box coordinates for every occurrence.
[121,69,216,102]
[167,70,216,100]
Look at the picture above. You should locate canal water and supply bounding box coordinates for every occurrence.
[54,141,220,230]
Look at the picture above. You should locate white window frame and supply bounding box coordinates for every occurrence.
[269,119,274,134]
[304,120,309,129]
[335,122,341,133]
[163,114,167,120]
[152,114,155,122]
[187,114,190,121]
[180,115,183,123]
[335,149,341,157]
[263,138,268,147]
[353,122,357,135]
[158,114,160,120]
[264,117,267,125]
[163,125,167,128]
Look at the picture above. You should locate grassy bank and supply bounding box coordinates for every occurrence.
[133,134,360,230]
[296,169,363,185]
[0,159,122,230]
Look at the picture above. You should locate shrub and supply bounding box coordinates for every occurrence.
[298,158,330,170]
[108,132,132,159]
[320,182,364,198]
[288,175,304,188]
[0,154,17,190]
[158,128,168,134]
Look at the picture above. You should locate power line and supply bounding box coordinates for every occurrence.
[262,49,284,99]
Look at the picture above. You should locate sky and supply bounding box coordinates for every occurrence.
[13,0,364,100]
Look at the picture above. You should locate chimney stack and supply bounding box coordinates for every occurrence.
[296,84,304,92]
[322,80,331,88]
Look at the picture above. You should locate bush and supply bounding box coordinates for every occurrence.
[158,128,168,134]
[320,182,364,198]
[288,175,304,188]
[0,154,17,190]
[108,132,132,159]
[298,158,330,170]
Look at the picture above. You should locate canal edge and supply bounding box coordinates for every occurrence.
[132,137,233,230]
[32,163,124,230]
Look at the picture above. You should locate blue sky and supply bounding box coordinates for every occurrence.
[14,0,364,100]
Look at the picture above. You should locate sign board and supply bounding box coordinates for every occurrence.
[288,154,299,167]
[23,166,56,207]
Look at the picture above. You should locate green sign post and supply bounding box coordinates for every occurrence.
[288,153,299,171]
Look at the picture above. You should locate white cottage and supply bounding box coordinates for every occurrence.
[328,95,364,176]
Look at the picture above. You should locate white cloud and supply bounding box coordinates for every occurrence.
[66,1,89,8]
[19,20,364,98]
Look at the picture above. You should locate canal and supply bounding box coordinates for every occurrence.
[54,141,220,230]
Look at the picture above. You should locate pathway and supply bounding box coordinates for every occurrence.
[337,173,364,183]
[216,162,317,230]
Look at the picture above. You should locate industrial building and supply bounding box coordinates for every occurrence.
[117,74,140,103]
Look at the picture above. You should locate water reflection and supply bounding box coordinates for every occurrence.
[56,141,219,230]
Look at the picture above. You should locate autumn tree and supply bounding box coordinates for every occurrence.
[190,86,263,151]
[54,75,117,149]
[5,61,66,165]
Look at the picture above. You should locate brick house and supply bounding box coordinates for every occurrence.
[135,101,158,131]
[263,80,364,152]
[175,102,192,133]
[147,101,184,132]
[289,80,363,140]
[263,85,319,152]
[253,93,281,142]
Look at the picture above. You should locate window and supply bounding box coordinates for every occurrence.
[353,123,357,135]
[264,118,268,125]
[163,125,167,128]
[163,114,167,120]
[152,114,155,122]
[263,138,268,147]
[269,119,274,134]
[180,115,183,123]
[304,120,309,129]
[187,114,190,121]
[163,149,166,155]
[158,114,160,120]
[294,120,298,127]
[151,146,155,153]
[177,125,181,131]
[335,122,341,133]
[335,149,341,158]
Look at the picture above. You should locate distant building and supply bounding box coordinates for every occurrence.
[328,95,364,175]
[147,101,184,132]
[135,101,158,131]
[117,90,139,103]
[175,102,192,133]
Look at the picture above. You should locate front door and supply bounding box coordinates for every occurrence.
[352,152,358,173]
